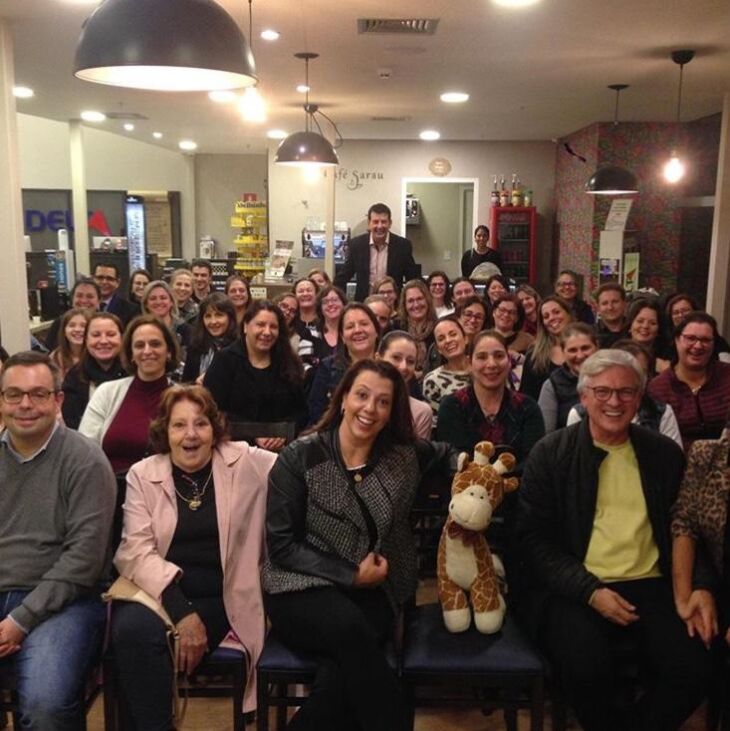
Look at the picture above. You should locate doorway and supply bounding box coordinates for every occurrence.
[401,178,479,279]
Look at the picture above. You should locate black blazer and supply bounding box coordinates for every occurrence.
[104,293,138,327]
[334,232,417,302]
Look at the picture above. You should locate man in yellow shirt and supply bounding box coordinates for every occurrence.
[515,350,711,731]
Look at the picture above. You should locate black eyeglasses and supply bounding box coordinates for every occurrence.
[584,386,639,402]
[1,388,57,405]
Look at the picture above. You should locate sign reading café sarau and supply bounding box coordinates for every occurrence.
[334,168,385,191]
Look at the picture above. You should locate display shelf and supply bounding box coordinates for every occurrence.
[489,206,537,285]
[232,200,268,279]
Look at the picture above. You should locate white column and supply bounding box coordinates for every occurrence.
[0,21,31,353]
[324,168,336,280]
[707,92,730,336]
[182,153,197,259]
[69,120,90,275]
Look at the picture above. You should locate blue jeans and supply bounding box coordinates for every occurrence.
[0,591,106,731]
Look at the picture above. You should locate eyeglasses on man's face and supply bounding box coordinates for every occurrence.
[584,386,639,403]
[1,388,57,405]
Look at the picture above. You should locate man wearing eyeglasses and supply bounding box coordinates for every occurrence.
[0,351,115,729]
[93,262,136,327]
[514,349,711,731]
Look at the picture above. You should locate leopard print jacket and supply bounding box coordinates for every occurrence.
[671,434,730,576]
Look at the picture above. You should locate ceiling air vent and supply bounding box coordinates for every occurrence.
[371,116,411,122]
[105,112,148,121]
[357,18,439,35]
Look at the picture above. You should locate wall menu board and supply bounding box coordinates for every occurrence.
[144,199,173,258]
[125,195,146,271]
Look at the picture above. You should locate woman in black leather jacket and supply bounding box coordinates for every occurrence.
[263,358,453,731]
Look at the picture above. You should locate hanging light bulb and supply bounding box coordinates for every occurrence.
[663,50,695,184]
[239,86,267,123]
[663,152,686,184]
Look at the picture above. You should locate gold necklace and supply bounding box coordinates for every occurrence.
[174,468,213,511]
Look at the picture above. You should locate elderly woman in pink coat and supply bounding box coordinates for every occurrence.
[111,384,276,728]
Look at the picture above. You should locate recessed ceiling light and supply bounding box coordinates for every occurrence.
[179,140,198,151]
[123,123,135,131]
[420,130,440,141]
[260,29,280,41]
[440,91,469,104]
[80,110,106,122]
[267,129,288,140]
[13,86,34,99]
[296,84,310,94]
[153,132,163,139]
[208,90,237,103]
[492,0,542,6]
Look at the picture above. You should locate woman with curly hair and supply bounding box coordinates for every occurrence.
[397,279,437,379]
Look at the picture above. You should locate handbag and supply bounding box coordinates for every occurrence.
[103,576,186,726]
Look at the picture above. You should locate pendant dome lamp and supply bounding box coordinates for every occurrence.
[585,84,638,195]
[275,52,340,167]
[663,49,695,184]
[74,0,257,92]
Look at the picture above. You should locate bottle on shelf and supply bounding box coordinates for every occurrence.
[511,174,523,207]
[491,175,500,207]
[499,174,509,207]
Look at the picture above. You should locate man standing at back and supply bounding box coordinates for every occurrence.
[0,351,115,730]
[335,203,418,302]
[191,259,214,304]
[94,262,136,327]
[514,349,711,731]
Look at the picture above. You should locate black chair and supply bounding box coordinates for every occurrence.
[103,645,248,731]
[400,602,545,731]
[229,421,296,444]
[256,632,398,731]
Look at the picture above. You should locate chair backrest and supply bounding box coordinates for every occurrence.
[229,420,296,444]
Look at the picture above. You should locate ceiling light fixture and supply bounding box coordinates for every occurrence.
[420,129,440,141]
[74,0,257,92]
[209,90,238,103]
[585,84,638,195]
[123,123,135,131]
[275,52,340,167]
[440,91,469,104]
[296,84,310,94]
[267,129,288,140]
[153,132,163,139]
[663,49,695,184]
[13,86,34,99]
[179,140,198,151]
[260,29,280,41]
[80,110,106,122]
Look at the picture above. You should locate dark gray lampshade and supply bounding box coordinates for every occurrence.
[585,166,638,195]
[274,131,339,167]
[74,0,257,91]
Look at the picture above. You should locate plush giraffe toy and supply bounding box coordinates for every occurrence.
[437,441,519,634]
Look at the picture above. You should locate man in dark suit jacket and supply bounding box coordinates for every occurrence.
[334,203,418,302]
[93,263,137,327]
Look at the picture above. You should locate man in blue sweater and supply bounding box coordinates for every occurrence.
[0,351,116,730]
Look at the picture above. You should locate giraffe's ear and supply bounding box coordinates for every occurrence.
[457,452,469,472]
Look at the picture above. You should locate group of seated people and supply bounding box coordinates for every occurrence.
[2,258,730,731]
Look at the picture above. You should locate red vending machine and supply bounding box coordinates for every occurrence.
[489,206,537,285]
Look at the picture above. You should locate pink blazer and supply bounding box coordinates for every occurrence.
[114,441,277,712]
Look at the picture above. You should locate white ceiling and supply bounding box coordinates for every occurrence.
[3,0,730,154]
